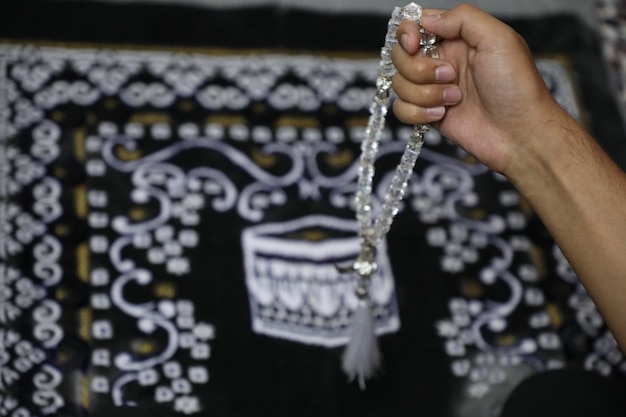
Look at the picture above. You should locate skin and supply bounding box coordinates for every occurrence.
[391,4,626,351]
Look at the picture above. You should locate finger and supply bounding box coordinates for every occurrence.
[395,20,421,54]
[395,10,447,54]
[393,97,446,125]
[392,74,462,108]
[424,8,447,15]
[421,4,517,49]
[392,45,456,84]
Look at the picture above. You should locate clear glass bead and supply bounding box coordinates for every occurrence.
[356,205,372,222]
[420,30,437,46]
[385,186,405,203]
[402,2,422,21]
[376,75,392,91]
[358,164,374,178]
[354,2,435,262]
[354,259,377,277]
[401,152,418,167]
[369,102,388,118]
[380,47,392,64]
[379,62,396,78]
[390,6,404,25]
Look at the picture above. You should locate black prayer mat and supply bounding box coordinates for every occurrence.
[1,2,626,417]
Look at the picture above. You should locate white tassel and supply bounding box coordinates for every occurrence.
[341,298,381,390]
[338,244,381,388]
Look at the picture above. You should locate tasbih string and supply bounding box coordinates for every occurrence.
[339,2,438,389]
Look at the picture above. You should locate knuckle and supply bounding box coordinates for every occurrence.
[408,84,438,105]
[393,100,421,124]
[413,59,430,77]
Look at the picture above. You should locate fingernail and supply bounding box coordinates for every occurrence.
[427,106,445,118]
[443,87,462,104]
[400,34,410,51]
[422,14,442,23]
[435,65,455,82]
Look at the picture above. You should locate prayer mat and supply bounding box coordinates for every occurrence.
[1,2,626,417]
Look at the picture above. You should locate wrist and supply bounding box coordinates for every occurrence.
[502,106,582,193]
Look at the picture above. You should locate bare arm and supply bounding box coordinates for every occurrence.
[391,4,626,349]
[512,109,626,350]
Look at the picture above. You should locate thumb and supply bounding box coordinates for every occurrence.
[421,4,512,49]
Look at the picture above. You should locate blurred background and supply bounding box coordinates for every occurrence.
[55,0,598,22]
[1,1,626,417]
[7,0,625,115]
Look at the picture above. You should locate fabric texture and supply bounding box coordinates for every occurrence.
[1,2,625,417]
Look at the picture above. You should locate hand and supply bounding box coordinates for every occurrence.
[391,4,564,175]
[392,5,626,354]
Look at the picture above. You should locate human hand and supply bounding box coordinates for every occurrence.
[391,4,565,175]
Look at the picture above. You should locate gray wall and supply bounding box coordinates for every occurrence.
[82,0,598,27]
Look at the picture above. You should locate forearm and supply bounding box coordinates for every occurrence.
[507,109,626,349]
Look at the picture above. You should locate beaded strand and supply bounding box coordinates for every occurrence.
[340,2,439,387]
